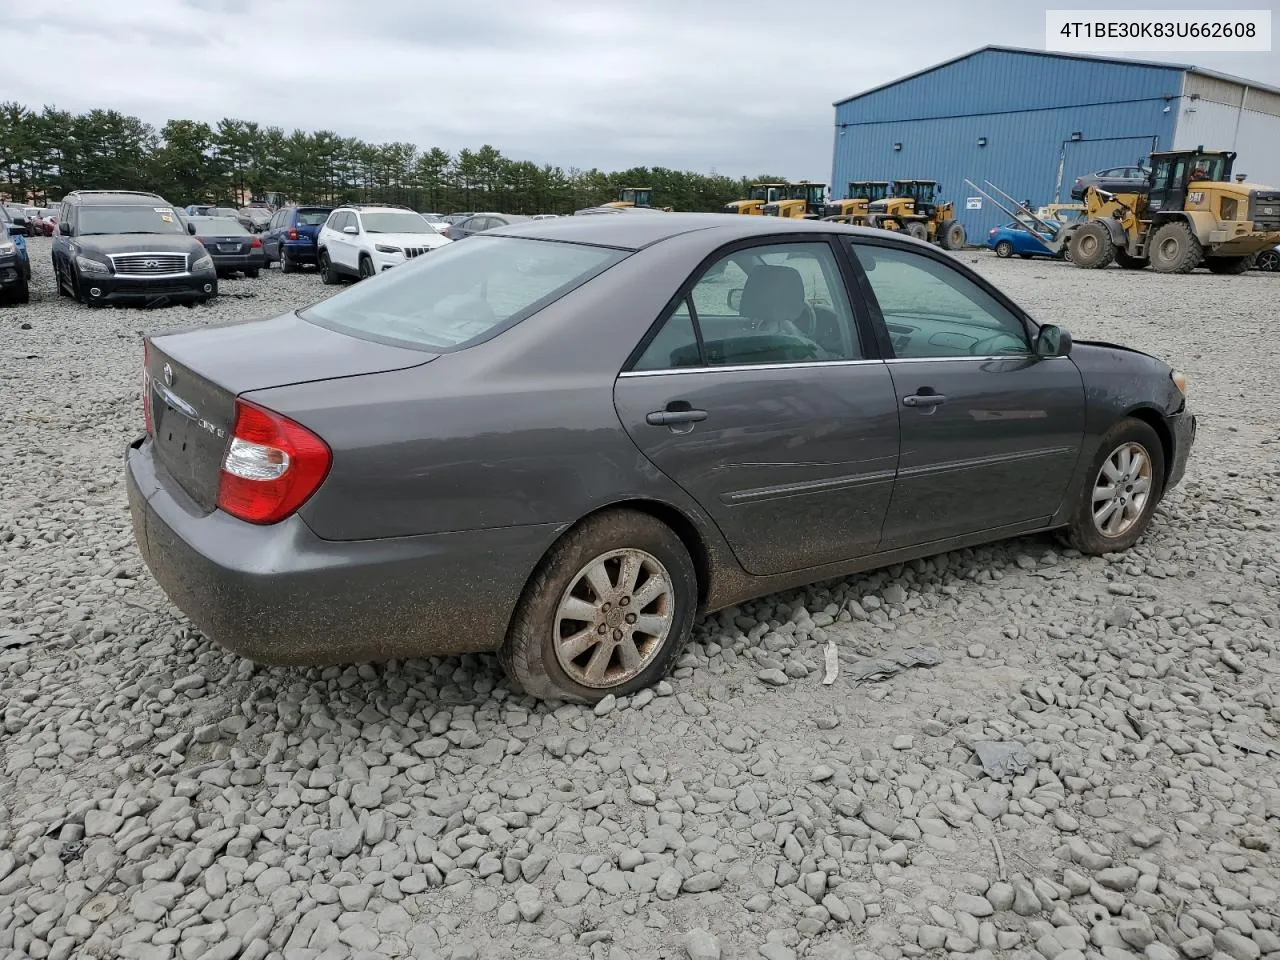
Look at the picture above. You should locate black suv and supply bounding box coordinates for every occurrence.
[52,190,218,306]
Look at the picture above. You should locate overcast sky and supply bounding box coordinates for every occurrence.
[7,0,1278,180]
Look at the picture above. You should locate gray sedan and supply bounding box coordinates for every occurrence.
[127,214,1195,703]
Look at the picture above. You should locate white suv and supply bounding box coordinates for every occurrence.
[316,205,451,283]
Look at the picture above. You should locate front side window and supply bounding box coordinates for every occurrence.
[300,236,625,351]
[77,205,186,236]
[635,241,861,370]
[850,243,1030,359]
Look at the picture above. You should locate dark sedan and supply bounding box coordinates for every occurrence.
[186,216,265,278]
[127,214,1195,703]
[1070,165,1151,201]
[444,212,530,240]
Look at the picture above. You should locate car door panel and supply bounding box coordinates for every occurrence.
[847,239,1086,549]
[615,363,900,575]
[882,356,1084,547]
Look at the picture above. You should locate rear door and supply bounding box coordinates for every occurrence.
[845,239,1085,550]
[613,237,900,577]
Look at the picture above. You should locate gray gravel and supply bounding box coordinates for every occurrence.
[1,238,1278,960]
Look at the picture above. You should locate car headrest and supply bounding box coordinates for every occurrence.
[740,264,805,324]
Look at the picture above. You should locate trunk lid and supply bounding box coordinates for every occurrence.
[145,311,435,512]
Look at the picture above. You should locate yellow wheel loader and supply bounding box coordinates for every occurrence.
[865,180,966,249]
[603,187,673,212]
[822,181,891,223]
[723,182,788,215]
[1064,148,1280,274]
[763,181,827,219]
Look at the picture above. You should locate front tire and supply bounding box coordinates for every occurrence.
[1068,222,1116,269]
[499,509,698,703]
[1255,248,1280,272]
[1061,418,1166,556]
[905,222,928,241]
[1148,221,1202,274]
[995,240,1014,258]
[318,251,339,285]
[358,255,375,280]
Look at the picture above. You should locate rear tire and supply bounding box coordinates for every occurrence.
[1068,222,1116,269]
[1205,255,1251,275]
[1147,221,1202,274]
[280,250,298,274]
[995,240,1014,258]
[1115,250,1148,270]
[318,251,339,286]
[905,221,928,241]
[1060,417,1166,556]
[498,509,698,703]
[1255,248,1280,272]
[939,220,965,250]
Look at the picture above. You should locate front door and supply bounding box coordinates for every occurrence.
[614,238,900,576]
[846,240,1085,550]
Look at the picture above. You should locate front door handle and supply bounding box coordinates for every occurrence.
[903,393,946,408]
[646,408,708,426]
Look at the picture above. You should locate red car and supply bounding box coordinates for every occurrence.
[29,211,58,237]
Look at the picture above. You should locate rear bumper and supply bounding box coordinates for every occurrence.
[125,435,565,665]
[281,240,318,264]
[1165,409,1196,491]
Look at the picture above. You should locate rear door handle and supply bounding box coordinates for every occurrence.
[646,409,708,426]
[903,394,946,407]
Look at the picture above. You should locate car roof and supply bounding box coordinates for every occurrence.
[66,190,168,205]
[492,211,872,251]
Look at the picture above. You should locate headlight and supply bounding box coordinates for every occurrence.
[1171,370,1188,399]
[0,241,14,256]
[76,255,110,275]
[192,254,214,272]
[375,244,402,254]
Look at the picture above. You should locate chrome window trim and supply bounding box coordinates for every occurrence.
[618,358,883,378]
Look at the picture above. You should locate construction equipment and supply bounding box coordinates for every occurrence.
[865,180,966,249]
[763,181,828,219]
[969,148,1280,273]
[603,187,672,211]
[723,183,788,215]
[823,181,891,222]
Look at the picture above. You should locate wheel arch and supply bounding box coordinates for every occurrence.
[1122,405,1174,484]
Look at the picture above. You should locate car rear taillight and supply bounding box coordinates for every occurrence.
[216,400,331,525]
[287,228,298,241]
[251,236,262,248]
[142,340,153,435]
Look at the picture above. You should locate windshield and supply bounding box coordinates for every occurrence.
[360,211,436,234]
[300,236,625,351]
[296,208,332,226]
[79,205,186,235]
[214,208,238,218]
[1187,154,1227,182]
[190,217,248,236]
[806,185,825,205]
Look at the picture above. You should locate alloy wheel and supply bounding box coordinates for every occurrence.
[1092,441,1153,538]
[552,548,674,689]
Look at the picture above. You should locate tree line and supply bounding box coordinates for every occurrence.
[0,103,788,215]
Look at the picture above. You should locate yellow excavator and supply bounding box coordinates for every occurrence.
[723,182,789,215]
[823,180,891,223]
[762,181,828,219]
[865,179,966,249]
[603,187,672,211]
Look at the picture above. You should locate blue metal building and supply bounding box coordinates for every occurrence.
[831,45,1280,239]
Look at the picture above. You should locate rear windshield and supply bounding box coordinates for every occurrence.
[300,236,626,351]
[295,209,331,226]
[79,205,186,235]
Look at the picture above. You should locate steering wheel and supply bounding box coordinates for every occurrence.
[756,302,818,335]
[968,333,1021,357]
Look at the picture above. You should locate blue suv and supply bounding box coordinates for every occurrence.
[262,205,333,272]
[0,206,30,304]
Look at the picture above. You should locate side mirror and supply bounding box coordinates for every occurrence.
[1034,324,1072,358]
[727,288,743,312]
[343,225,359,235]
[58,221,72,236]
[187,222,197,235]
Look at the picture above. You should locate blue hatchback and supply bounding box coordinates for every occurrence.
[262,205,333,272]
[985,220,1065,260]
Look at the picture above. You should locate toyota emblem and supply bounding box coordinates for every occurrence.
[144,259,160,269]
[163,363,173,386]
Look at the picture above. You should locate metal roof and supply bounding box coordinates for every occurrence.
[833,44,1280,107]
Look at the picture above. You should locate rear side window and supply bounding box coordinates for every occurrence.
[300,236,626,351]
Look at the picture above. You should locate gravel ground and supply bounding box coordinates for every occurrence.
[1,237,1277,960]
